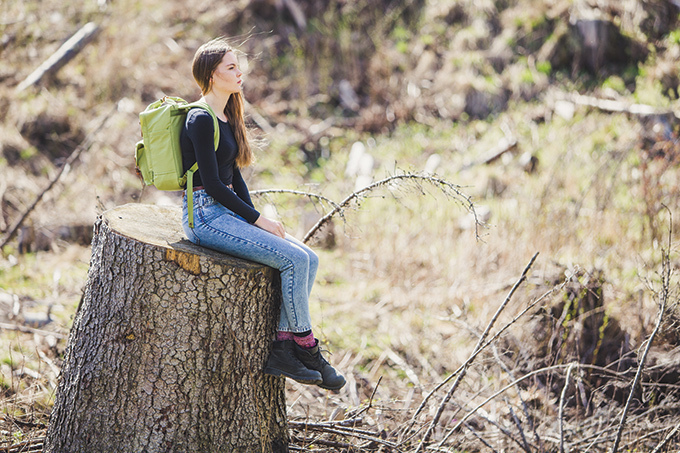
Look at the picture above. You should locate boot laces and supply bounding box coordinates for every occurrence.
[316,346,332,366]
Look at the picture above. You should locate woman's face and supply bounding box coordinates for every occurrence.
[210,51,243,95]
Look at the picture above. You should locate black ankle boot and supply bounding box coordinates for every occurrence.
[294,340,346,390]
[264,340,323,385]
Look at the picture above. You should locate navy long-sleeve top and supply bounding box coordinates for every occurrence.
[180,108,260,224]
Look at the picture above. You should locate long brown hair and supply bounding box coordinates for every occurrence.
[191,38,253,168]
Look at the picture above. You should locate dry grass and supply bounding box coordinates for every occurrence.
[2,0,680,451]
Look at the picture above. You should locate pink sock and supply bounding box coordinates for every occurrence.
[293,332,316,349]
[276,331,295,341]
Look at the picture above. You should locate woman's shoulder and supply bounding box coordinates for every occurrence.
[185,107,214,130]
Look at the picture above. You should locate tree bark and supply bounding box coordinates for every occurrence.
[44,203,288,453]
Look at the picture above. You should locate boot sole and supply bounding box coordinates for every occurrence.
[318,380,346,391]
[264,366,323,385]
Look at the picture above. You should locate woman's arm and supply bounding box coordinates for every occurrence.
[186,110,260,223]
[232,166,255,208]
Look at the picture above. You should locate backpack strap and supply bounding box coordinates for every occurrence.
[186,163,199,228]
[184,101,220,229]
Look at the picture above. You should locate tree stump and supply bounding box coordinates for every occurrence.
[44,204,288,453]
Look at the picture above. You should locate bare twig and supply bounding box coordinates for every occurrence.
[559,363,575,453]
[403,259,564,447]
[611,229,673,453]
[290,436,355,451]
[0,109,113,249]
[433,356,649,450]
[290,420,371,435]
[302,172,477,243]
[290,423,402,451]
[650,422,680,453]
[414,252,538,452]
[505,397,531,453]
[0,436,44,453]
[437,364,572,448]
[463,420,499,452]
[617,425,677,452]
[352,376,382,420]
[492,342,542,449]
[249,188,341,210]
[451,399,530,451]
[570,402,680,450]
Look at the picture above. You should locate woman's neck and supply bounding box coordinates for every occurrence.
[201,92,230,122]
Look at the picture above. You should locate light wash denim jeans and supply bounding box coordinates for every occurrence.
[182,189,318,333]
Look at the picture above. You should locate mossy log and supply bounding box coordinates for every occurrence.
[44,204,288,453]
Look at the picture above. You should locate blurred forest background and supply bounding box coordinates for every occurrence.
[2,0,680,451]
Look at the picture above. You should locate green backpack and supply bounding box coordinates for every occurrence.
[134,96,219,228]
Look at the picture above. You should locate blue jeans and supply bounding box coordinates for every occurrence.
[182,189,318,333]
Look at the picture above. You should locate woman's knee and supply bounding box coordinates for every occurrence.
[287,245,317,272]
[307,249,319,271]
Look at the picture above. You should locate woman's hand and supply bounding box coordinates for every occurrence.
[254,215,286,239]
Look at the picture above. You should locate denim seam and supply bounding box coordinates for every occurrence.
[196,216,306,331]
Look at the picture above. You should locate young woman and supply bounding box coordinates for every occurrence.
[180,37,345,390]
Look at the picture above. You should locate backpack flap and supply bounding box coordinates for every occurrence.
[138,97,189,191]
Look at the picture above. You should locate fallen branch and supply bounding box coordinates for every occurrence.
[557,91,679,119]
[289,418,365,430]
[0,437,44,453]
[0,322,66,340]
[459,137,518,171]
[290,423,402,451]
[15,22,99,92]
[244,99,275,135]
[290,436,355,451]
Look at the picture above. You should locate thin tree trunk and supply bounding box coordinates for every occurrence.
[44,203,288,453]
